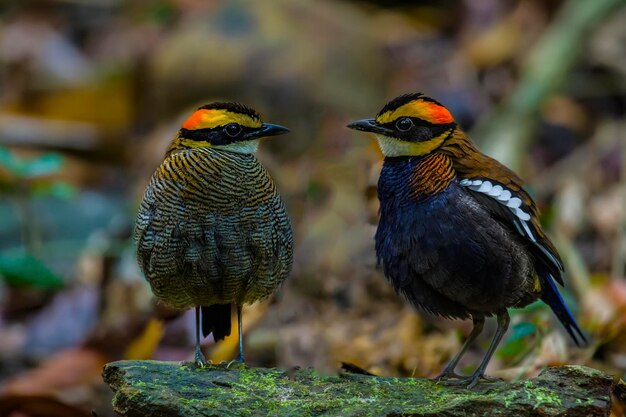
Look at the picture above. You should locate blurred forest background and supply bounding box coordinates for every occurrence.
[0,0,625,416]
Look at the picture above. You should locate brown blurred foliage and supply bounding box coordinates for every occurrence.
[0,0,625,416]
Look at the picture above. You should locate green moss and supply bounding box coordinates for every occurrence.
[575,398,594,405]
[531,386,563,408]
[103,361,612,417]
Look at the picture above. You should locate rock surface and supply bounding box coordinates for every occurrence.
[102,360,618,417]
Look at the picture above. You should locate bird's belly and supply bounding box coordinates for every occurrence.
[376,183,537,317]
[136,199,293,309]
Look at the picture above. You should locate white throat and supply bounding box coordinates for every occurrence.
[214,139,259,154]
[375,135,414,157]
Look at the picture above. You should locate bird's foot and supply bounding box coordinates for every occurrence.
[225,354,245,369]
[194,348,208,368]
[476,374,501,383]
[439,373,502,389]
[181,359,212,368]
[434,370,465,383]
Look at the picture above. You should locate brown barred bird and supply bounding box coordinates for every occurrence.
[347,93,585,387]
[134,102,294,365]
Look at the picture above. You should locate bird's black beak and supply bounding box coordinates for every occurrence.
[347,118,392,136]
[246,123,290,140]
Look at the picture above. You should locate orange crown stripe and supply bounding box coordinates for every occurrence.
[376,100,454,125]
[427,104,454,124]
[182,109,262,130]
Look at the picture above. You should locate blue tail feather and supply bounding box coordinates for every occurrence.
[540,274,586,347]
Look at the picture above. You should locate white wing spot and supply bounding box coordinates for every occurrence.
[459,177,563,272]
[459,178,533,237]
[497,190,511,201]
[477,181,493,193]
[488,184,503,197]
[514,208,531,221]
[507,197,522,209]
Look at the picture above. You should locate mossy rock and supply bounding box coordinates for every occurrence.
[102,360,618,416]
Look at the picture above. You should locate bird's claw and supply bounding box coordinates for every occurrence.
[194,349,208,368]
[476,374,501,383]
[438,373,501,389]
[434,370,465,383]
[225,356,245,369]
[181,358,212,368]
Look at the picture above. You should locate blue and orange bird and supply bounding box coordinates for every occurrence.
[347,93,585,387]
[134,102,294,365]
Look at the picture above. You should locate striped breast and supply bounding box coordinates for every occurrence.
[134,147,294,308]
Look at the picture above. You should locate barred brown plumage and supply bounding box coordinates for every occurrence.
[134,103,293,365]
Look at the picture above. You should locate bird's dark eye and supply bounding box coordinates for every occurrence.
[224,123,242,137]
[396,118,414,132]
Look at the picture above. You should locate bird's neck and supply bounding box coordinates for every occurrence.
[439,129,526,190]
[380,153,455,203]
[165,135,258,158]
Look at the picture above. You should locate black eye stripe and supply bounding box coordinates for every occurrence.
[225,123,243,137]
[396,118,414,131]
[380,117,438,130]
[428,123,456,137]
[179,126,256,145]
[377,118,455,142]
[381,118,455,132]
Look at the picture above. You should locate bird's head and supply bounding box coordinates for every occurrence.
[347,93,457,157]
[173,102,289,154]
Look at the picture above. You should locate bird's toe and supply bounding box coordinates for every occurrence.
[438,373,501,389]
[434,371,464,383]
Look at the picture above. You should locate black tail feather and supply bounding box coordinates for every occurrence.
[201,304,232,341]
[541,274,587,347]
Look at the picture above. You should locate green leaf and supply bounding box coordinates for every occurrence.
[0,147,64,178]
[497,322,537,359]
[0,249,64,289]
[19,153,63,178]
[509,300,546,315]
[497,338,527,359]
[0,147,22,174]
[31,181,77,199]
[509,322,537,341]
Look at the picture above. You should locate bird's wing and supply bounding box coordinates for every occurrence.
[440,134,583,343]
[440,131,564,282]
[457,177,587,346]
[457,177,564,285]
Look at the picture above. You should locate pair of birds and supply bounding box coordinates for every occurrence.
[134,93,585,387]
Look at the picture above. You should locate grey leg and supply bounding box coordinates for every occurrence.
[436,316,485,381]
[194,306,206,366]
[235,304,245,363]
[445,310,510,388]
